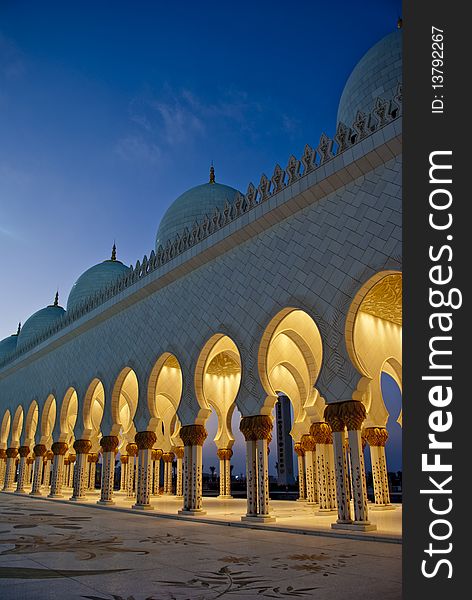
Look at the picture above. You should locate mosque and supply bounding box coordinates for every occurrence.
[0,28,402,532]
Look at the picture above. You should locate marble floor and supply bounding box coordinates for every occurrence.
[1,486,402,542]
[0,492,401,600]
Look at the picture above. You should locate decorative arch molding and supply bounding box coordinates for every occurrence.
[345,269,402,377]
[40,394,56,446]
[110,367,139,437]
[59,387,78,443]
[0,410,11,449]
[10,404,24,447]
[22,399,39,447]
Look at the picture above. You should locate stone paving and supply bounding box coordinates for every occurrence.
[0,492,401,599]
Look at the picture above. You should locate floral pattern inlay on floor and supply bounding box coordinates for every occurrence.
[0,494,401,600]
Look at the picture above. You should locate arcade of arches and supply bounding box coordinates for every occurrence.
[0,272,402,532]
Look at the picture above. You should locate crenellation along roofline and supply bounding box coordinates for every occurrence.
[0,91,402,373]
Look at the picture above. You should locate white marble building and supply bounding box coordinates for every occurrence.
[0,29,402,531]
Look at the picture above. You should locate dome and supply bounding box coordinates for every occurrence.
[155,167,240,250]
[67,246,130,312]
[0,332,19,361]
[17,299,66,349]
[337,29,402,127]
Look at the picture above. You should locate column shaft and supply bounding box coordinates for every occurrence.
[332,431,352,523]
[348,429,370,523]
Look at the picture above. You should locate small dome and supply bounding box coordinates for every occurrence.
[67,247,130,312]
[0,332,19,361]
[337,29,402,127]
[155,168,240,250]
[17,301,66,349]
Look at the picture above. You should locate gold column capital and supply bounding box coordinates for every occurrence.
[33,444,47,457]
[126,442,138,457]
[180,424,208,446]
[216,448,233,460]
[364,427,389,447]
[135,431,157,450]
[73,439,92,455]
[174,446,184,459]
[294,442,305,457]
[51,442,68,456]
[300,434,316,452]
[239,415,273,441]
[18,445,30,458]
[100,435,119,453]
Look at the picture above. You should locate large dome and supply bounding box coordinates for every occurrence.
[17,301,66,349]
[67,248,130,313]
[337,29,402,127]
[155,169,240,250]
[0,332,19,361]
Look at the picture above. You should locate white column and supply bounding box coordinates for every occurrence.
[178,426,207,515]
[30,445,46,496]
[88,455,98,491]
[348,428,372,525]
[294,444,306,501]
[175,447,183,498]
[49,443,68,497]
[70,440,92,501]
[326,441,337,510]
[217,448,232,499]
[152,450,162,496]
[126,454,136,500]
[245,440,257,516]
[15,447,30,493]
[3,449,18,491]
[98,436,119,505]
[133,432,156,510]
[256,438,270,517]
[0,452,6,488]
[181,444,192,511]
[120,456,128,491]
[365,428,393,509]
[332,430,352,524]
[43,456,51,490]
[301,435,317,505]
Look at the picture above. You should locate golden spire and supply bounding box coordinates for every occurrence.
[397,17,403,29]
[209,164,215,184]
[111,242,116,261]
[54,291,59,306]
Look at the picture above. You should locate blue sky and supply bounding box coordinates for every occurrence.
[1,1,402,471]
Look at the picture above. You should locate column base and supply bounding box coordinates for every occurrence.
[369,504,396,511]
[29,491,43,497]
[305,501,318,506]
[48,493,64,499]
[97,499,115,506]
[132,503,154,511]
[332,521,377,532]
[3,487,15,492]
[69,496,88,502]
[14,489,27,494]
[178,508,207,516]
[241,515,276,524]
[315,508,338,515]
[217,495,233,500]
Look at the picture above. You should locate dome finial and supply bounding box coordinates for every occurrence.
[209,163,215,184]
[111,242,117,261]
[54,291,59,306]
[397,17,403,29]
[16,322,21,335]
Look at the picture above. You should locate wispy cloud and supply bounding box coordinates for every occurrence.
[114,135,162,164]
[115,86,299,164]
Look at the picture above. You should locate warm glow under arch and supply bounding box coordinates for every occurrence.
[346,271,402,428]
